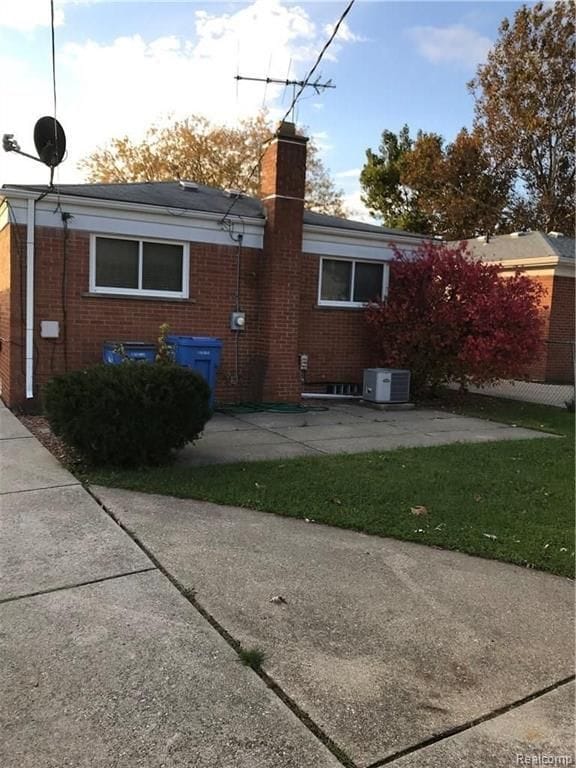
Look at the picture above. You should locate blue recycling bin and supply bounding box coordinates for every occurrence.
[103,341,156,364]
[166,335,222,406]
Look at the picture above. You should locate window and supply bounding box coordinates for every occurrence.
[318,258,388,307]
[90,235,189,298]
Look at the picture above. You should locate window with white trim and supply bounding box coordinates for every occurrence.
[318,257,388,307]
[90,235,189,298]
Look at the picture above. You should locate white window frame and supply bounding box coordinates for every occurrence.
[317,256,390,308]
[89,233,190,299]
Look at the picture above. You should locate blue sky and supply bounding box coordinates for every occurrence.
[0,0,535,219]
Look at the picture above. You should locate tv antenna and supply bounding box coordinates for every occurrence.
[3,116,67,186]
[234,74,335,120]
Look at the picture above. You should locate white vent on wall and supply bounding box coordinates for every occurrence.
[363,369,411,404]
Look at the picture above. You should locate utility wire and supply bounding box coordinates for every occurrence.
[220,0,355,227]
[49,0,58,186]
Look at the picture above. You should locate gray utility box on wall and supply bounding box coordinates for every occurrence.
[362,368,411,404]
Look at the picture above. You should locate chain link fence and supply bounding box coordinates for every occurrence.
[460,339,575,409]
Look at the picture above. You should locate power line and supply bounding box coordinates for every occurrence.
[220,0,356,227]
[50,0,58,186]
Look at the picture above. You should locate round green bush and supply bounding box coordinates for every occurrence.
[44,362,212,467]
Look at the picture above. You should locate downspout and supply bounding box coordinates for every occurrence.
[25,197,35,399]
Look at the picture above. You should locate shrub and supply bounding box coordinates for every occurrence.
[365,241,546,395]
[44,362,211,467]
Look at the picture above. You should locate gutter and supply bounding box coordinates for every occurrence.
[25,197,35,399]
[1,187,265,227]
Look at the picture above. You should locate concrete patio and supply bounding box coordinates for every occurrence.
[178,402,553,465]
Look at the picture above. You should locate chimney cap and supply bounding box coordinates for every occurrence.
[276,121,296,137]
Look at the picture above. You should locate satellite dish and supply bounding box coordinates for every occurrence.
[33,116,66,167]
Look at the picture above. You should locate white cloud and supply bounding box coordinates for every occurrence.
[0,0,361,184]
[310,130,334,154]
[0,0,65,31]
[335,167,361,179]
[408,24,492,67]
[342,189,374,224]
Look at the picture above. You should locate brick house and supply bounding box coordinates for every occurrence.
[463,232,575,383]
[0,121,424,409]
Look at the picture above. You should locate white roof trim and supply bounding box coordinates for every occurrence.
[2,190,265,250]
[303,222,423,261]
[1,187,263,225]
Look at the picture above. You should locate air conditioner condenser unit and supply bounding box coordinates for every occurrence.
[362,368,411,404]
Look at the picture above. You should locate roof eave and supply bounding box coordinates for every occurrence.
[0,187,265,226]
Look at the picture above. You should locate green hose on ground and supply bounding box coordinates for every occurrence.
[216,401,329,415]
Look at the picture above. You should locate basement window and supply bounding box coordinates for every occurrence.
[318,257,389,307]
[90,235,189,298]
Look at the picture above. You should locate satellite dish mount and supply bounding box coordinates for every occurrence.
[3,116,66,185]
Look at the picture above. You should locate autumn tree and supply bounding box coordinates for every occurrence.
[401,128,513,239]
[365,241,545,394]
[359,125,433,233]
[469,1,575,233]
[360,125,512,239]
[80,112,346,216]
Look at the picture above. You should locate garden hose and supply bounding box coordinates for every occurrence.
[216,401,329,415]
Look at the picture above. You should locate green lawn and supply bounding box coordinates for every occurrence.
[87,395,575,578]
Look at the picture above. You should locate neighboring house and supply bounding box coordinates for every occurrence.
[462,231,575,383]
[0,121,424,409]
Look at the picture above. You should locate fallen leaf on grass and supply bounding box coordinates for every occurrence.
[270,595,287,605]
[331,497,342,505]
[474,495,482,502]
[482,533,497,540]
[410,506,428,516]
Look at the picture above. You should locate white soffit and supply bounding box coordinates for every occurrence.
[303,223,423,261]
[1,192,264,250]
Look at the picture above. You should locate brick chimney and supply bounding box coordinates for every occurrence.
[259,121,308,402]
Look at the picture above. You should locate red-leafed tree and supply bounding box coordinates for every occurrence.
[365,241,546,394]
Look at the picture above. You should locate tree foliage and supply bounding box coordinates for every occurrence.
[360,125,512,239]
[359,125,432,233]
[361,2,575,236]
[365,241,545,394]
[469,1,575,233]
[401,128,513,240]
[80,112,346,216]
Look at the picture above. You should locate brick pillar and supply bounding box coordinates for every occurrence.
[259,121,308,402]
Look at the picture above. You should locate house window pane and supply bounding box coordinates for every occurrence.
[321,260,352,302]
[95,238,138,289]
[353,262,383,303]
[142,242,183,292]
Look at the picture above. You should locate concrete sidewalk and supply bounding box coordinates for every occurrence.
[0,402,341,768]
[94,487,575,768]
[178,403,554,466]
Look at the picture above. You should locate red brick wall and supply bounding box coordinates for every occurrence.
[6,224,267,407]
[546,275,575,383]
[0,219,26,405]
[517,273,575,384]
[298,252,373,391]
[0,221,13,402]
[259,125,309,401]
